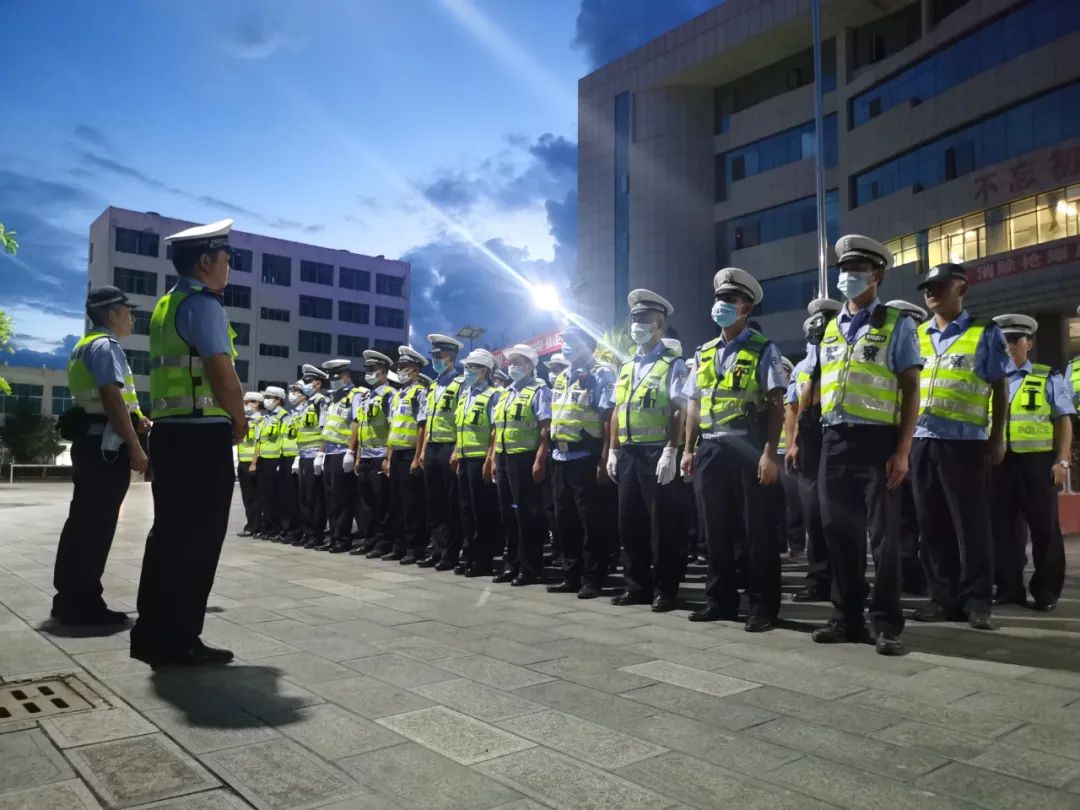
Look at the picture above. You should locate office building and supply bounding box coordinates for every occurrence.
[87,207,410,411]
[577,0,1080,361]
[0,364,71,427]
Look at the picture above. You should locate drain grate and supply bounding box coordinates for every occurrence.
[0,679,93,724]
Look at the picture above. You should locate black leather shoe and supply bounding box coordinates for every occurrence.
[967,609,995,630]
[611,591,652,607]
[348,545,369,555]
[577,583,601,599]
[314,542,334,551]
[992,589,1027,607]
[792,586,829,603]
[51,606,129,627]
[417,556,440,568]
[435,560,458,571]
[453,563,469,575]
[875,632,906,655]
[464,564,494,578]
[328,543,352,554]
[237,529,254,537]
[382,551,406,561]
[400,554,419,565]
[811,620,872,644]
[364,548,384,558]
[651,594,677,613]
[511,574,538,587]
[912,603,951,622]
[744,614,775,633]
[303,538,323,549]
[688,604,737,622]
[1032,596,1058,612]
[493,570,517,583]
[547,580,580,594]
[131,639,234,668]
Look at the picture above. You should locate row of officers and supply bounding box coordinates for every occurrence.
[52,218,1073,664]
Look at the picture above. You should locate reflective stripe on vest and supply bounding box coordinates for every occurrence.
[296,401,323,449]
[695,333,767,431]
[67,330,139,414]
[389,384,423,449]
[1008,365,1053,453]
[918,320,990,426]
[359,389,391,449]
[258,411,287,459]
[819,308,901,425]
[456,387,496,458]
[427,376,464,444]
[321,395,354,445]
[149,285,235,419]
[614,356,673,445]
[494,383,541,454]
[1069,359,1080,409]
[237,416,260,462]
[282,413,299,457]
[551,369,604,443]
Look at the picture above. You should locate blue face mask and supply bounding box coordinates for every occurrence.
[560,345,576,363]
[711,301,739,328]
[836,271,872,300]
[463,369,481,387]
[432,358,449,374]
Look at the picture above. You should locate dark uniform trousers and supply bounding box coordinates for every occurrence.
[992,451,1065,602]
[278,457,299,536]
[388,449,426,555]
[457,457,499,567]
[298,456,326,541]
[552,454,606,588]
[133,421,233,651]
[780,465,804,553]
[543,469,561,559]
[323,452,356,544]
[356,456,390,552]
[256,457,283,535]
[694,437,779,618]
[795,408,831,595]
[911,438,994,614]
[618,444,686,599]
[818,425,904,635]
[496,452,546,579]
[424,442,462,562]
[54,431,132,614]
[899,477,926,593]
[237,463,259,531]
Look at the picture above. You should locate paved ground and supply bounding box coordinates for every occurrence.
[2,482,1080,809]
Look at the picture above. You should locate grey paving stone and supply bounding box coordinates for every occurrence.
[287,634,382,662]
[456,636,563,665]
[499,709,668,769]
[265,702,404,760]
[731,686,898,735]
[410,678,548,723]
[918,761,1080,810]
[376,706,534,764]
[625,624,723,650]
[1002,723,1080,761]
[949,692,1080,730]
[202,739,355,809]
[620,660,760,698]
[623,641,744,671]
[248,619,322,643]
[0,630,74,678]
[200,627,300,661]
[73,648,155,680]
[339,743,521,809]
[372,635,472,662]
[325,618,411,643]
[840,688,1022,737]
[0,729,75,791]
[145,701,280,754]
[1022,668,1080,691]
[527,657,656,695]
[215,606,285,624]
[906,667,1080,707]
[436,654,556,690]
[834,663,979,705]
[0,781,103,810]
[871,719,991,760]
[534,639,652,668]
[254,651,357,686]
[133,791,252,809]
[308,790,406,810]
[342,652,457,688]
[475,747,671,810]
[67,733,219,808]
[205,669,326,721]
[716,660,866,700]
[750,716,947,782]
[548,622,641,646]
[310,674,435,719]
[40,704,158,749]
[965,742,1080,788]
[514,680,657,726]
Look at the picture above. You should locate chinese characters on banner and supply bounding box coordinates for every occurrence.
[973,146,1080,206]
[967,239,1080,287]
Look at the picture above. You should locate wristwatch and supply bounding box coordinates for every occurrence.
[1054,460,1071,469]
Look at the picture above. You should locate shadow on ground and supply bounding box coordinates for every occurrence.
[151,665,307,728]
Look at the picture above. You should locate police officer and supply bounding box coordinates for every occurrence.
[542,352,569,566]
[800,237,922,655]
[418,334,465,569]
[320,359,361,552]
[384,346,429,563]
[491,344,552,585]
[492,368,510,388]
[608,290,688,610]
[236,392,264,537]
[453,349,502,576]
[991,314,1072,612]
[53,286,149,626]
[131,218,244,666]
[251,386,288,540]
[776,356,804,559]
[912,262,1010,630]
[547,353,570,387]
[279,381,304,542]
[682,269,786,631]
[294,366,329,547]
[353,350,395,558]
[547,326,615,599]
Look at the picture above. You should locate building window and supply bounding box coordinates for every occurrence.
[373,339,399,356]
[132,310,152,336]
[223,283,251,309]
[300,260,334,285]
[259,343,290,358]
[235,359,249,383]
[1,383,44,415]
[614,91,632,321]
[722,115,838,189]
[261,253,292,286]
[260,307,291,323]
[230,321,250,346]
[51,385,74,415]
[127,349,151,376]
[113,267,158,297]
[337,334,370,358]
[375,273,404,297]
[850,4,920,72]
[339,266,371,291]
[375,306,405,329]
[298,330,332,354]
[718,191,839,264]
[339,301,370,324]
[114,227,159,257]
[754,267,840,316]
[230,248,253,273]
[298,295,333,319]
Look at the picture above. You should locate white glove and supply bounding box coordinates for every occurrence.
[342,450,355,473]
[656,446,678,486]
[606,449,619,482]
[291,458,299,475]
[314,452,325,476]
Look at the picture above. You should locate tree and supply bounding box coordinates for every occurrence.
[0,409,64,463]
[0,223,16,396]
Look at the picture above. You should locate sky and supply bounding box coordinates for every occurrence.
[0,0,720,368]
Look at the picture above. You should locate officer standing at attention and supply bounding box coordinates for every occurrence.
[384,346,429,563]
[542,352,569,566]
[453,349,503,576]
[131,219,245,666]
[279,382,304,542]
[776,356,804,559]
[608,290,688,611]
[990,314,1072,611]
[799,236,921,655]
[236,392,264,537]
[353,350,395,558]
[53,286,149,626]
[682,269,786,631]
[295,366,329,547]
[911,262,1009,630]
[547,326,616,599]
[418,334,465,570]
[319,359,361,552]
[250,386,287,541]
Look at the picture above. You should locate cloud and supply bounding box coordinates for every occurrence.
[573,0,720,69]
[73,124,112,151]
[422,173,482,214]
[227,15,287,60]
[5,334,79,370]
[529,134,576,175]
[545,189,578,266]
[0,169,99,211]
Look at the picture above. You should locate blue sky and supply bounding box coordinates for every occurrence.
[0,0,718,366]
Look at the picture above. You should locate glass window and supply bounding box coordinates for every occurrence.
[375,306,405,329]
[723,115,837,187]
[127,350,151,376]
[375,274,404,297]
[114,227,159,257]
[719,190,838,264]
[339,301,370,324]
[298,295,332,319]
[112,267,157,297]
[132,310,152,336]
[298,330,332,354]
[373,339,399,356]
[229,248,252,273]
[339,266,370,291]
[260,307,290,323]
[222,283,251,309]
[230,321,250,346]
[259,343,290,358]
[261,254,292,286]
[235,359,249,383]
[337,335,370,358]
[1,383,44,415]
[51,385,74,414]
[300,260,334,285]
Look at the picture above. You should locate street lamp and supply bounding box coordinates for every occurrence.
[457,325,486,351]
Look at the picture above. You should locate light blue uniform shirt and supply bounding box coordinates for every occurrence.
[84,328,131,388]
[784,355,812,407]
[683,327,786,439]
[915,311,1010,441]
[353,384,393,459]
[1007,360,1075,418]
[552,361,616,462]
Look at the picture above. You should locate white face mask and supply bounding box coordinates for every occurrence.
[287,393,300,406]
[508,363,530,382]
[365,372,379,386]
[329,378,346,392]
[836,271,872,300]
[263,398,276,410]
[244,407,255,417]
[630,323,654,345]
